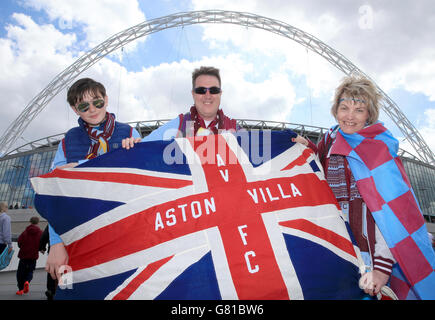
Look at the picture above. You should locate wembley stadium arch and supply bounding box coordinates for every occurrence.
[0,10,433,165]
[0,10,434,226]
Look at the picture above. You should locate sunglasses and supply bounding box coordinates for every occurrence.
[194,86,222,95]
[76,99,105,113]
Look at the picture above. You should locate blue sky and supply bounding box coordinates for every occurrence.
[0,0,434,159]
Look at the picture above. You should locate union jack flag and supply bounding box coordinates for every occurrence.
[31,131,365,299]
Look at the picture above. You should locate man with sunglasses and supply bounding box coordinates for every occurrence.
[46,78,141,282]
[123,66,238,148]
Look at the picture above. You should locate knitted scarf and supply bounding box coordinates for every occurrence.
[188,106,236,136]
[82,112,116,159]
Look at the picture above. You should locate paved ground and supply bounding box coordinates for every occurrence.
[0,268,47,300]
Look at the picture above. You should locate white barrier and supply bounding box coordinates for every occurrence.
[0,242,48,272]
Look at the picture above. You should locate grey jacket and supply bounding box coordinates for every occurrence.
[0,212,12,248]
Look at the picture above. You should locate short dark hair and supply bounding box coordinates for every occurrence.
[30,216,39,224]
[192,66,221,89]
[67,78,106,106]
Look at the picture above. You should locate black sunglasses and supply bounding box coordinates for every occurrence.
[76,99,105,113]
[194,86,222,95]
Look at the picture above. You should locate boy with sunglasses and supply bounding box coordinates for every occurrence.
[46,78,141,281]
[123,66,238,148]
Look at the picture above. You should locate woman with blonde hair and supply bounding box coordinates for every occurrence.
[298,75,435,300]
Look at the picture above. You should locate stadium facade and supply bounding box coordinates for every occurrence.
[1,119,434,225]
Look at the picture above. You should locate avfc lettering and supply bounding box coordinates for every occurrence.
[153,150,304,278]
[147,135,315,299]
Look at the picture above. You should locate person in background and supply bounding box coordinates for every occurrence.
[16,216,42,295]
[39,225,57,300]
[0,202,12,256]
[428,232,434,250]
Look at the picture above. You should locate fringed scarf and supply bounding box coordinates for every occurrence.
[179,106,237,137]
[191,105,224,135]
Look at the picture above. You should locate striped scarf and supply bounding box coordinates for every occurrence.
[83,112,115,159]
[178,106,238,137]
[190,105,222,135]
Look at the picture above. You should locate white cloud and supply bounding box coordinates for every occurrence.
[396,108,435,160]
[189,1,435,98]
[379,49,435,102]
[419,109,435,154]
[22,0,146,48]
[190,1,435,156]
[0,13,77,144]
[209,55,298,121]
[198,19,341,99]
[106,54,298,125]
[1,0,434,160]
[0,1,146,152]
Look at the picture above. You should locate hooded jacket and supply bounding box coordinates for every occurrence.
[18,224,42,260]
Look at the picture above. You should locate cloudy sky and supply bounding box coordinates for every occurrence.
[0,0,434,159]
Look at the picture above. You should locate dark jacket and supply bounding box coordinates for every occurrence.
[63,118,133,163]
[39,225,50,253]
[18,224,42,260]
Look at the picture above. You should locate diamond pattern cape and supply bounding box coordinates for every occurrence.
[329,122,435,299]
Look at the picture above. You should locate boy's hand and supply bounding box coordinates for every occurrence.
[46,242,69,280]
[122,137,141,150]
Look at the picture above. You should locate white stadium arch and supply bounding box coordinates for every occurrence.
[1,10,433,164]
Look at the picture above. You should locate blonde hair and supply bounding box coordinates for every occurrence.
[0,202,7,212]
[331,75,382,125]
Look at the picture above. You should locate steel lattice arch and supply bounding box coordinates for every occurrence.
[1,10,433,164]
